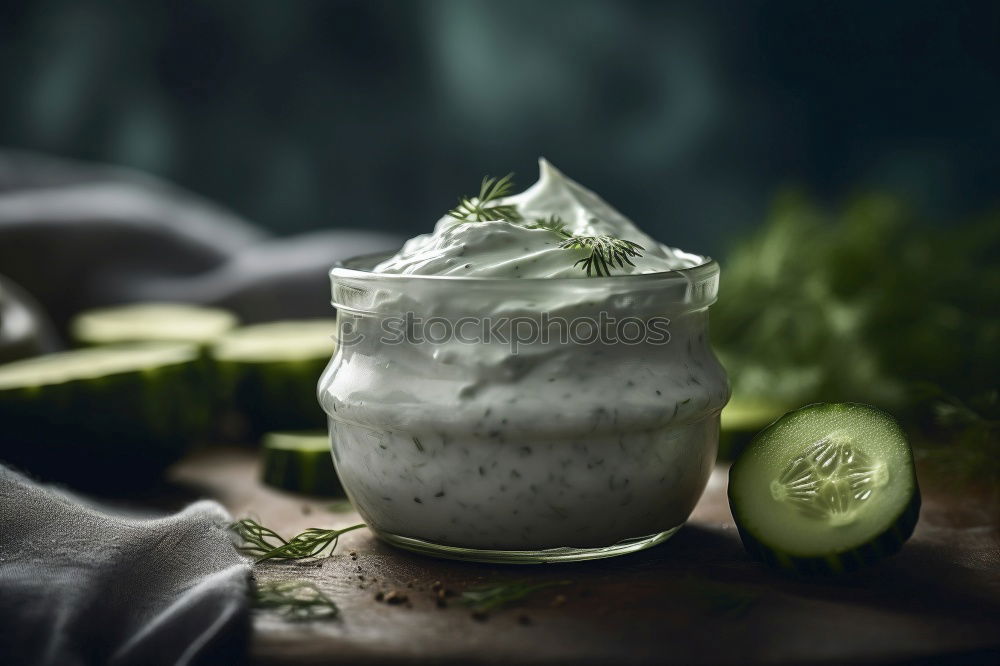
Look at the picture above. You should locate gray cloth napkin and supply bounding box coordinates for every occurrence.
[0,149,403,335]
[0,465,250,666]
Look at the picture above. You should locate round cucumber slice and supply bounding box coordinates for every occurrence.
[0,342,212,489]
[211,320,337,439]
[71,302,238,346]
[728,402,920,573]
[261,431,342,496]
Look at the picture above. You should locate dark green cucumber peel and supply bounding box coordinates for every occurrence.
[261,431,343,496]
[0,343,212,489]
[214,358,330,435]
[728,402,920,574]
[734,493,920,574]
[212,320,337,440]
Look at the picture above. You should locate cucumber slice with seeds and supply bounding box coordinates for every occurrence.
[71,303,238,346]
[212,320,337,439]
[0,342,211,489]
[262,431,342,496]
[728,402,919,573]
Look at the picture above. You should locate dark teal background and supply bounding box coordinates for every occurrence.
[0,0,996,255]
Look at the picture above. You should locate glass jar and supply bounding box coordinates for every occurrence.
[318,254,729,563]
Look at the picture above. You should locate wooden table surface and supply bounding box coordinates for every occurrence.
[168,448,1000,665]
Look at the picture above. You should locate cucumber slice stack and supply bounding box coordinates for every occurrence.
[728,402,920,573]
[71,303,238,346]
[261,431,342,496]
[0,342,211,488]
[212,320,337,438]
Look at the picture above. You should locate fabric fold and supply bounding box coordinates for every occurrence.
[0,465,250,666]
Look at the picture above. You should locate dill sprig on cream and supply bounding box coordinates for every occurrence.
[523,214,572,238]
[448,173,522,222]
[558,235,645,277]
[449,173,647,276]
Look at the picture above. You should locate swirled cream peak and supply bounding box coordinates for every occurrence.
[374,159,700,277]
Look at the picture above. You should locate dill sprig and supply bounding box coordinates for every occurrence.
[448,173,522,222]
[232,518,365,562]
[461,580,570,613]
[523,214,572,238]
[526,215,647,276]
[449,173,646,276]
[254,580,339,621]
[558,235,645,277]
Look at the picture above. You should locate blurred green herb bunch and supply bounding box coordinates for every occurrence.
[713,191,999,486]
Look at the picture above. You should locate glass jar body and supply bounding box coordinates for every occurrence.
[318,257,728,562]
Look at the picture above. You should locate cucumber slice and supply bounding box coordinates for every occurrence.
[728,402,919,573]
[71,302,238,346]
[211,320,337,439]
[0,342,211,489]
[718,396,789,461]
[261,431,342,496]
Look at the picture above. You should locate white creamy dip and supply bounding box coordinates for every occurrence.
[320,160,728,558]
[374,159,702,278]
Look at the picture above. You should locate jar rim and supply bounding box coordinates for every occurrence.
[330,251,718,285]
[329,252,720,314]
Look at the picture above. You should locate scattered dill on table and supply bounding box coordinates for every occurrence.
[232,518,364,562]
[254,580,340,621]
[233,518,365,621]
[461,580,571,614]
